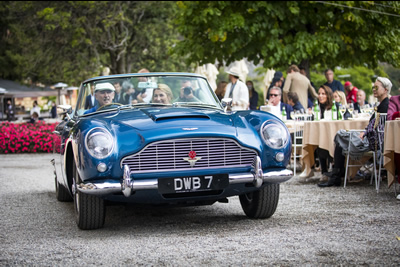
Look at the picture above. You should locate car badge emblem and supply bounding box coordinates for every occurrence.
[182,128,198,131]
[183,150,202,167]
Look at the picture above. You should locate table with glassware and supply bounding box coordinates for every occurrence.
[300,117,371,178]
[383,119,400,187]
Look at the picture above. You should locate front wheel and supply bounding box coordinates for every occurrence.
[73,160,105,230]
[239,183,280,219]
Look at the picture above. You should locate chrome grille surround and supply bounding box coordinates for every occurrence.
[121,138,258,174]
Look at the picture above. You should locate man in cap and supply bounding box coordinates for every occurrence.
[223,66,249,111]
[344,81,358,104]
[84,82,115,114]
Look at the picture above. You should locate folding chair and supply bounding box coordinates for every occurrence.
[375,113,387,193]
[343,130,376,188]
[292,114,313,175]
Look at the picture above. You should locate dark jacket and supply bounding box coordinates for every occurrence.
[292,101,305,112]
[84,95,96,109]
[324,80,344,93]
[280,102,294,120]
[249,90,259,110]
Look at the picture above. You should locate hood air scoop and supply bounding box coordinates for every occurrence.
[142,108,211,122]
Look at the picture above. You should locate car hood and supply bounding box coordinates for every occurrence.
[106,107,262,150]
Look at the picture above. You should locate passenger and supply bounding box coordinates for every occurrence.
[152,84,173,104]
[176,80,201,103]
[84,83,115,114]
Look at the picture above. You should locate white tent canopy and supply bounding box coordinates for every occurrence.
[195,63,219,91]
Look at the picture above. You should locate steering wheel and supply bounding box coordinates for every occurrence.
[97,103,123,111]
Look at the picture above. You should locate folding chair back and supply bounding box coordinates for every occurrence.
[375,113,387,192]
[292,114,313,175]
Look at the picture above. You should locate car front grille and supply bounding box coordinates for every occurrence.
[121,138,257,174]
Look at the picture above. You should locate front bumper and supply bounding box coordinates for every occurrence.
[77,157,293,197]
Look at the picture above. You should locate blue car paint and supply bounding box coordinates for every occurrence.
[69,106,291,187]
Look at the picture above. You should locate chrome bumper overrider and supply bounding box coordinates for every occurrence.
[76,157,293,197]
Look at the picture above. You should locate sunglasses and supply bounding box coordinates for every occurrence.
[269,94,280,97]
[372,86,379,91]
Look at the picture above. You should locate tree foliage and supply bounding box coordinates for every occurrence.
[0,1,188,85]
[173,1,400,72]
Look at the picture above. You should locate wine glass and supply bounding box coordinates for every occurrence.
[339,104,346,119]
[290,111,295,120]
[347,103,354,114]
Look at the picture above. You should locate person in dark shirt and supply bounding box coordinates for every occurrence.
[324,68,344,93]
[287,91,305,113]
[246,80,259,110]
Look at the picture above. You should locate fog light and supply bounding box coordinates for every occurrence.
[275,152,284,162]
[97,163,107,173]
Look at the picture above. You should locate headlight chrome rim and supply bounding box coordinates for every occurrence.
[85,127,114,159]
[260,120,289,149]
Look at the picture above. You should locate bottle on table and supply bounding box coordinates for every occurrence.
[281,106,287,122]
[313,99,320,121]
[332,100,338,120]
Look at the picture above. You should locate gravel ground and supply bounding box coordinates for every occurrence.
[0,153,399,266]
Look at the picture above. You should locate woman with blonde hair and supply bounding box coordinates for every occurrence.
[333,90,347,107]
[152,83,173,104]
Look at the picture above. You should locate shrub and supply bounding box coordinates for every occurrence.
[0,121,60,153]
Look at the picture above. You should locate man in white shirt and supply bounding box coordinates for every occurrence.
[30,100,41,118]
[223,66,249,111]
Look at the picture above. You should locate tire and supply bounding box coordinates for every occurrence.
[73,160,105,230]
[239,183,280,219]
[55,176,73,202]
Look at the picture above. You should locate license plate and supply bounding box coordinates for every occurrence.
[158,174,229,194]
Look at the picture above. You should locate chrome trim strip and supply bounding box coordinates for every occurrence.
[76,169,293,196]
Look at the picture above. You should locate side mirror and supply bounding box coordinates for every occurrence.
[57,105,73,120]
[221,98,233,112]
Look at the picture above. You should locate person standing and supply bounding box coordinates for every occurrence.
[30,100,41,119]
[5,100,14,121]
[324,68,344,93]
[282,64,318,110]
[223,67,249,111]
[84,83,96,109]
[344,81,358,104]
[215,81,227,101]
[50,102,57,118]
[112,81,122,103]
[266,71,285,102]
[246,80,259,110]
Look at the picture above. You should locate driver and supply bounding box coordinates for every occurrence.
[84,83,115,114]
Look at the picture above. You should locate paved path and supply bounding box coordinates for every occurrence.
[0,154,399,266]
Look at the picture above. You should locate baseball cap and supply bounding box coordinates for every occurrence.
[95,83,115,92]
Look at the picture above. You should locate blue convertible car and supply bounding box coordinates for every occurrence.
[52,73,293,229]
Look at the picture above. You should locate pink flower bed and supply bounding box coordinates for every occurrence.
[0,121,61,153]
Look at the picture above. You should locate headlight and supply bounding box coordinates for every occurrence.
[85,128,114,159]
[260,121,289,149]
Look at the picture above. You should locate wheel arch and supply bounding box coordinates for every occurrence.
[65,142,74,192]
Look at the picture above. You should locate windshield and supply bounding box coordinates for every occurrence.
[74,74,222,116]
